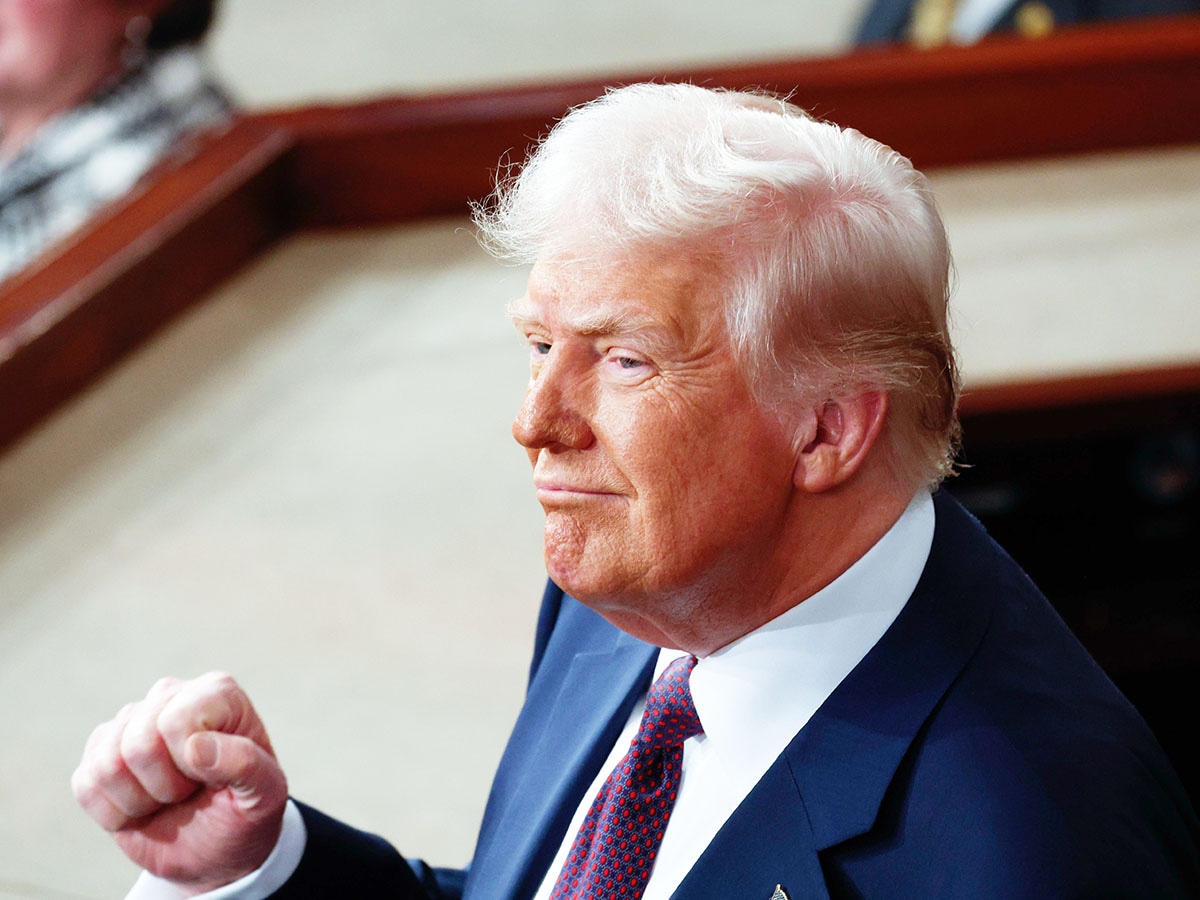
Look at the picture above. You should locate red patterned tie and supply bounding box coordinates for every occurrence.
[550,654,703,900]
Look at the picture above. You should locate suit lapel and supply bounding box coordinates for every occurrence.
[466,599,657,900]
[674,761,832,900]
[472,495,994,900]
[675,493,996,896]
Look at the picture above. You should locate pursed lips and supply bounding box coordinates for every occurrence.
[533,479,622,501]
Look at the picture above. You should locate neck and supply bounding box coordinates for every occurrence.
[600,470,915,657]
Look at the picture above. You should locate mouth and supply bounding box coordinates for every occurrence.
[535,481,613,495]
[533,480,622,503]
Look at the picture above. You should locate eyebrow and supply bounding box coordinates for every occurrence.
[506,299,539,329]
[507,300,671,344]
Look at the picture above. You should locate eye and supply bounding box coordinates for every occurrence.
[604,349,654,381]
[529,339,551,358]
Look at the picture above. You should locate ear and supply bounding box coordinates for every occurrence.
[793,391,889,493]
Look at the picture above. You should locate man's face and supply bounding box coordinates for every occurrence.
[0,1,131,108]
[510,253,800,639]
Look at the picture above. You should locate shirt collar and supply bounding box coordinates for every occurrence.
[656,489,935,773]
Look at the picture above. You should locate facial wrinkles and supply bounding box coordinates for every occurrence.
[513,260,726,447]
[514,254,800,641]
[534,297,721,482]
[512,298,706,366]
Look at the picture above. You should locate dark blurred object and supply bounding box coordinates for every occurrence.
[857,0,1200,47]
[147,0,219,51]
[0,0,231,282]
[952,369,1200,804]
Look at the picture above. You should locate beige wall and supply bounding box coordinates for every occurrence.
[206,0,863,107]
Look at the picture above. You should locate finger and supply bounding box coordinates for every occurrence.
[156,673,274,779]
[71,761,134,832]
[120,678,201,805]
[74,707,161,827]
[186,732,288,821]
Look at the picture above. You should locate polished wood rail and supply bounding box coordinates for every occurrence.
[2,14,1199,451]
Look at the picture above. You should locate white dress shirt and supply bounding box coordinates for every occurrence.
[128,800,307,899]
[132,490,935,899]
[533,489,934,900]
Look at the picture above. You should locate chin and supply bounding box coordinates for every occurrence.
[542,515,600,591]
[543,546,625,606]
[542,552,598,601]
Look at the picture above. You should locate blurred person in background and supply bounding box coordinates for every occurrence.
[0,0,231,281]
[856,0,1200,47]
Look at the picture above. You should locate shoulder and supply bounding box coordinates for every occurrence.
[836,492,1200,896]
[823,641,1200,896]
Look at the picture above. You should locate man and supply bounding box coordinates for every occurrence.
[73,83,1198,898]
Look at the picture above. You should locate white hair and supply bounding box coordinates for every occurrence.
[474,82,959,489]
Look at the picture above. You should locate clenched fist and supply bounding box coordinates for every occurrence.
[72,672,289,894]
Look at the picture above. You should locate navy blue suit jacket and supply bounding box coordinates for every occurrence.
[855,0,1199,44]
[275,492,1199,898]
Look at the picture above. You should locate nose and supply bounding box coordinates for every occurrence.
[512,352,595,452]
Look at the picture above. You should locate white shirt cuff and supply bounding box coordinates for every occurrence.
[126,799,307,899]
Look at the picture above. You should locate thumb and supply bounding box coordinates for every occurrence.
[185,732,288,818]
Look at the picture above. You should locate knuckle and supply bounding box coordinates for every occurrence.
[155,701,189,738]
[70,764,97,803]
[91,748,130,786]
[92,801,130,833]
[155,671,254,744]
[119,726,161,770]
[149,675,181,695]
[72,773,131,832]
[202,670,239,694]
[114,701,137,721]
[82,719,113,754]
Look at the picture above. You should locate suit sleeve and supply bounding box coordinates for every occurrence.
[269,802,464,899]
[269,581,569,898]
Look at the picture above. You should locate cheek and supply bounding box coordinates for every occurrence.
[660,421,793,527]
[43,4,124,59]
[0,11,66,72]
[599,395,693,486]
[12,1,63,40]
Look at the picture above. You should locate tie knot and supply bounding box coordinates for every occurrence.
[636,654,702,750]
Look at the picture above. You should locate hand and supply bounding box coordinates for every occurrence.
[72,672,289,894]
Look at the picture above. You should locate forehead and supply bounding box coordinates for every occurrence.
[511,253,727,339]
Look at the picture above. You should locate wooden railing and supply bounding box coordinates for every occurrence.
[2,14,1199,452]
